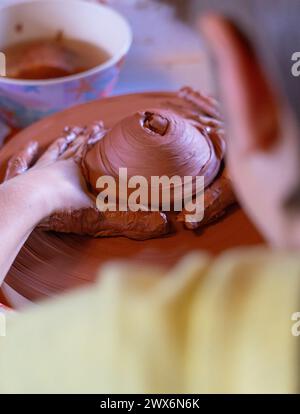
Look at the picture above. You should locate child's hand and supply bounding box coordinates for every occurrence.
[4,123,105,217]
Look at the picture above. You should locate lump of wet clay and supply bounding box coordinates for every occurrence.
[39,88,235,240]
[82,108,222,196]
[79,99,234,239]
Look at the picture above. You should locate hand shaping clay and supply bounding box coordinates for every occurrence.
[79,87,234,238]
[4,87,235,241]
[1,89,263,305]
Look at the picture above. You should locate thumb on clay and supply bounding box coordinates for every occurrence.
[4,141,39,181]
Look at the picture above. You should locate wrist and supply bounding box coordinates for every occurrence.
[0,171,56,228]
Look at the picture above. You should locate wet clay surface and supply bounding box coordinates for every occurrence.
[0,91,264,303]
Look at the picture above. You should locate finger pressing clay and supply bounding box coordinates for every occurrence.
[177,169,236,230]
[4,141,39,181]
[3,88,235,241]
[81,87,234,235]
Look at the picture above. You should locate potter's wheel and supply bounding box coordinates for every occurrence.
[0,92,263,308]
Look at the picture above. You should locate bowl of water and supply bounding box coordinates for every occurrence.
[0,0,132,128]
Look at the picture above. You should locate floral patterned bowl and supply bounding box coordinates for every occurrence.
[0,0,132,128]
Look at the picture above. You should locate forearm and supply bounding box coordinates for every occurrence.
[0,172,53,285]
